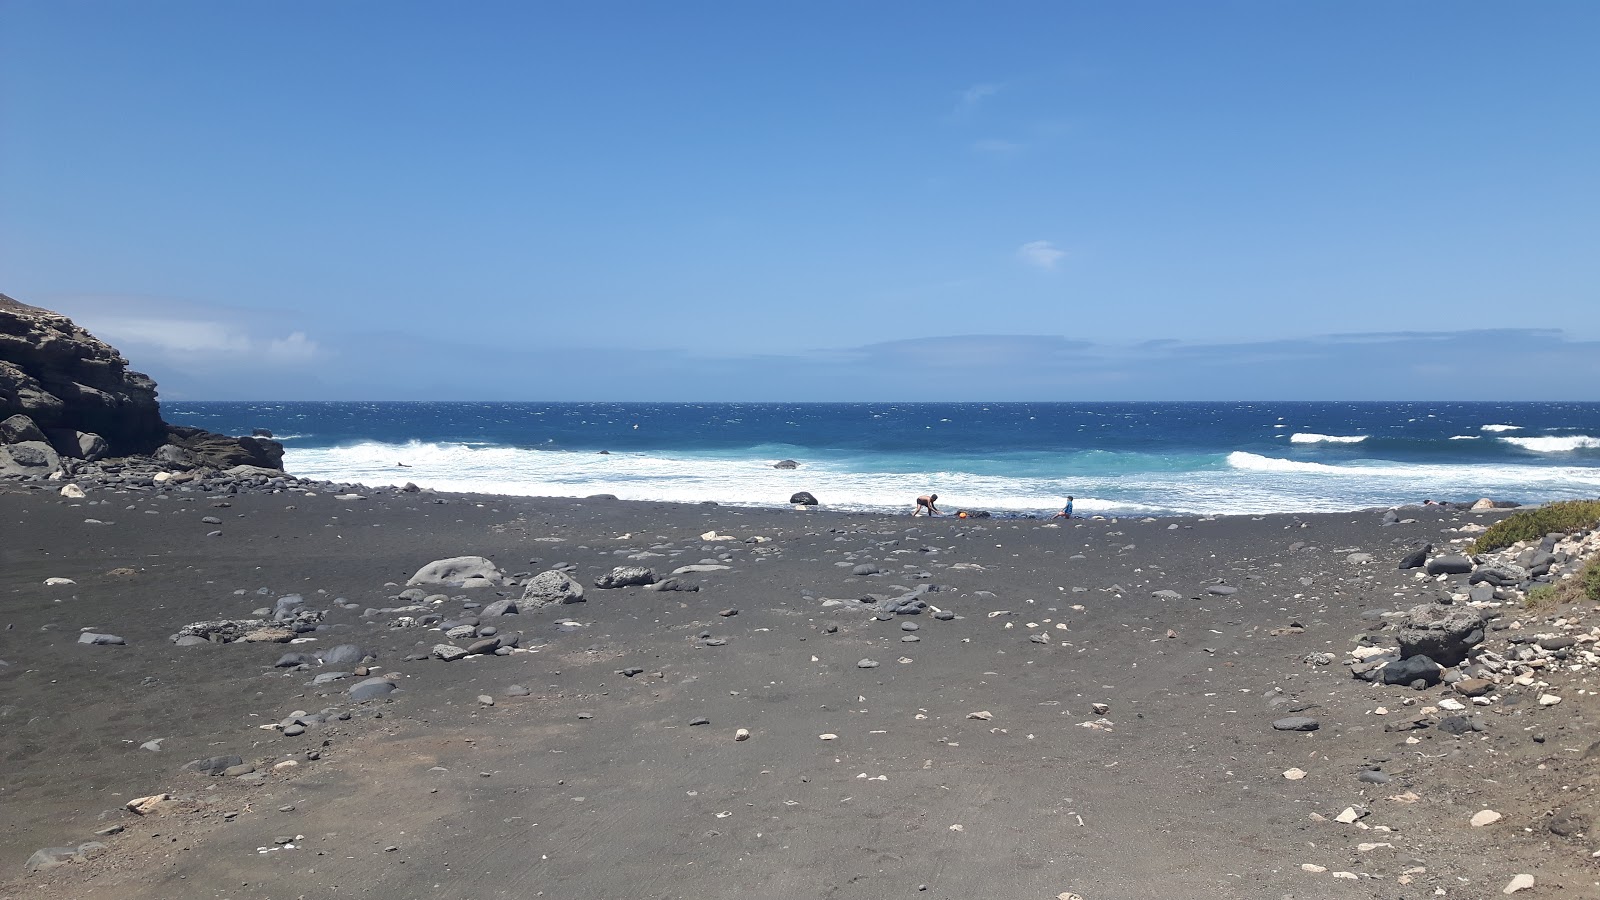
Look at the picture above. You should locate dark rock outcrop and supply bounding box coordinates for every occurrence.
[0,295,165,454]
[0,294,284,473]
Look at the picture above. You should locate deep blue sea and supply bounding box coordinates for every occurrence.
[163,401,1600,517]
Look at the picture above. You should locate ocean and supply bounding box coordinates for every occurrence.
[162,401,1600,518]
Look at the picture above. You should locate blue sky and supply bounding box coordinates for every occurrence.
[2,1,1597,400]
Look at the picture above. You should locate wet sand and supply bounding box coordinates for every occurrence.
[2,482,1597,899]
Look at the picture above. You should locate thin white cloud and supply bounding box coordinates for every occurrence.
[52,295,325,369]
[266,330,320,362]
[972,138,1024,156]
[1016,240,1065,269]
[949,82,1000,119]
[91,317,254,353]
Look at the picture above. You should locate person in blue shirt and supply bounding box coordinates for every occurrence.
[1051,496,1074,519]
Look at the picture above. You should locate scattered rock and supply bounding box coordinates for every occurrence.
[594,566,657,589]
[1272,717,1319,732]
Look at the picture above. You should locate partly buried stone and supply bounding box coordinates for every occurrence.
[1382,654,1443,686]
[593,566,656,589]
[480,598,518,616]
[1397,544,1431,570]
[1547,807,1591,838]
[25,842,106,872]
[1424,554,1474,576]
[321,643,370,666]
[187,754,244,776]
[77,632,125,645]
[1453,677,1495,697]
[241,627,294,643]
[406,556,502,587]
[1272,717,1320,732]
[522,570,585,606]
[1397,604,1485,667]
[348,676,398,701]
[126,793,187,816]
[790,491,819,506]
[431,643,470,662]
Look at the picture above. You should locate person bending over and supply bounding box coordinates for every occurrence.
[913,494,941,517]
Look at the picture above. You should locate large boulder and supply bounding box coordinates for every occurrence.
[521,570,585,607]
[1397,604,1485,667]
[0,440,61,476]
[0,413,46,444]
[75,431,108,461]
[407,556,502,587]
[790,491,819,506]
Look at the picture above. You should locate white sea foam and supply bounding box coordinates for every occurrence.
[284,440,1600,519]
[1448,435,1481,440]
[1501,436,1600,453]
[285,441,1161,515]
[1480,424,1523,432]
[1289,433,1368,444]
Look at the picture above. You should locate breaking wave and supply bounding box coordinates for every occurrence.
[1501,436,1600,453]
[1289,433,1368,444]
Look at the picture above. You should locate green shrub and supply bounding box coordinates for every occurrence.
[1585,555,1600,603]
[1469,499,1600,554]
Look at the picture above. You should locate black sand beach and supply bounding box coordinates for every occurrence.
[3,482,1599,899]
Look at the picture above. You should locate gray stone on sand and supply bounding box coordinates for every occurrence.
[349,677,398,701]
[1272,717,1320,732]
[432,643,470,662]
[77,632,125,645]
[593,566,656,589]
[321,644,370,666]
[481,598,518,616]
[407,556,502,587]
[522,570,586,606]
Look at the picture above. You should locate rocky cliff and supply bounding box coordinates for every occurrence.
[0,294,283,476]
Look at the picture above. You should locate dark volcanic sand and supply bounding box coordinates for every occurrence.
[2,484,1597,899]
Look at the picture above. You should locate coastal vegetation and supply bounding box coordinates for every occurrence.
[1469,499,1600,554]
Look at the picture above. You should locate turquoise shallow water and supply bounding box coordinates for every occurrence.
[164,401,1600,516]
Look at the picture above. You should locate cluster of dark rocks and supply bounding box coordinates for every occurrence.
[1338,525,1600,738]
